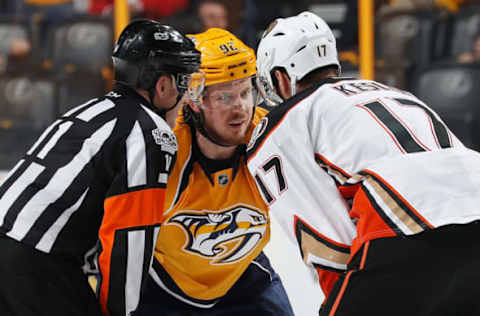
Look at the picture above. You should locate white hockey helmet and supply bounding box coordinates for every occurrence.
[256,11,340,105]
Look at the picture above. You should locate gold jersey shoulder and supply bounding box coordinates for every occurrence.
[155,107,270,301]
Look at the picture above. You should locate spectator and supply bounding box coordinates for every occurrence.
[458,33,480,63]
[89,0,190,20]
[193,0,258,47]
[377,0,476,15]
[0,0,20,15]
[197,0,228,30]
[0,18,32,73]
[22,0,77,56]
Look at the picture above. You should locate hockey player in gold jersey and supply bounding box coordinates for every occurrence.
[133,28,294,315]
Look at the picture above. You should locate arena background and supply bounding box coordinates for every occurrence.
[1,0,479,315]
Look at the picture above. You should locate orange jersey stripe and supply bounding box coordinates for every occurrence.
[98,188,166,316]
[328,270,354,316]
[350,188,397,258]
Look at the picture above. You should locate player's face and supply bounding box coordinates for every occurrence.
[201,77,255,146]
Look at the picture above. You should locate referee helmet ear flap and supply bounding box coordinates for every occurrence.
[112,19,201,93]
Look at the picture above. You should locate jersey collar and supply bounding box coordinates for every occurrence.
[191,126,243,186]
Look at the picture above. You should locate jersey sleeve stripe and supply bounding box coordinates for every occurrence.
[392,98,452,149]
[3,119,117,240]
[361,170,435,231]
[0,162,45,228]
[359,183,403,235]
[37,122,74,159]
[314,153,351,183]
[294,216,350,271]
[77,98,115,122]
[294,215,351,251]
[363,177,424,234]
[26,120,63,156]
[35,188,89,252]
[0,159,25,194]
[63,97,100,117]
[126,121,147,188]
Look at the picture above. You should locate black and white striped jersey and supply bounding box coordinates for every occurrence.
[0,84,176,316]
[247,78,480,299]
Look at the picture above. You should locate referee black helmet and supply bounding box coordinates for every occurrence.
[112,19,201,101]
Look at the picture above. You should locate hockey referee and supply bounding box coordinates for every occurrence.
[0,20,200,316]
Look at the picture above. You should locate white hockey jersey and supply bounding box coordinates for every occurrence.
[246,78,480,299]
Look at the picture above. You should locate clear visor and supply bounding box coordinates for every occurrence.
[187,71,206,102]
[188,73,261,109]
[256,75,284,106]
[175,73,193,91]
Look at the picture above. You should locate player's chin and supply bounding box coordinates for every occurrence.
[219,132,247,147]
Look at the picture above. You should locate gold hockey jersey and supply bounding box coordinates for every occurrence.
[151,107,270,305]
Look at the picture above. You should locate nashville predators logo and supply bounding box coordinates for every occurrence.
[168,205,268,264]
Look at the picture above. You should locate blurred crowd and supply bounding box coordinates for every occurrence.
[0,0,317,74]
[2,0,480,80]
[2,0,480,168]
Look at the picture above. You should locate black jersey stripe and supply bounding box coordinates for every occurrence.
[138,107,169,187]
[362,170,433,231]
[254,174,274,204]
[314,154,351,179]
[295,217,350,255]
[361,101,426,153]
[0,121,65,200]
[141,225,158,286]
[1,98,113,198]
[28,188,89,251]
[2,119,117,239]
[393,98,452,149]
[0,98,117,238]
[106,224,159,315]
[107,228,128,316]
[361,183,402,236]
[173,149,195,208]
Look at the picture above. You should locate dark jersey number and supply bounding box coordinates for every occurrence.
[360,97,452,153]
[254,156,287,205]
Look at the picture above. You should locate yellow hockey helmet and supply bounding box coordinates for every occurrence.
[187,28,256,88]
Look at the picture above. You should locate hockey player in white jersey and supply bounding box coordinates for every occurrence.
[247,11,480,316]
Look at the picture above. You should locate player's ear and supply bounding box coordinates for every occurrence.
[155,74,176,99]
[188,99,201,113]
[274,69,292,99]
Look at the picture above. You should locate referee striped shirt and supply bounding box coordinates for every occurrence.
[0,84,176,316]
